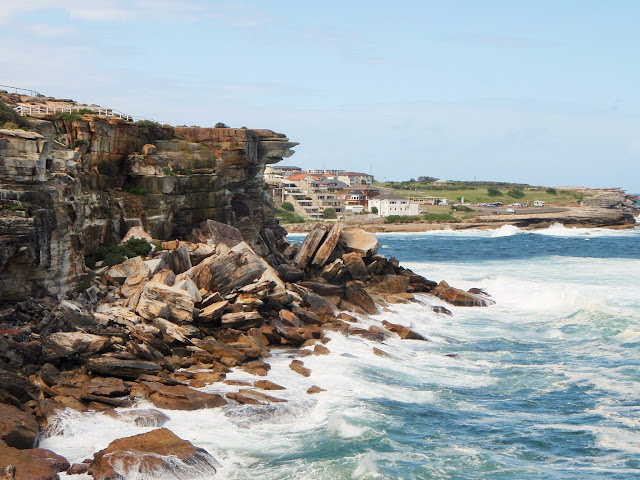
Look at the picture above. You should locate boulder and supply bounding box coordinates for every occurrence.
[274,264,304,283]
[120,274,147,298]
[173,274,202,303]
[105,256,151,284]
[307,385,326,394]
[342,252,369,280]
[433,281,495,307]
[149,385,227,411]
[254,380,285,390]
[289,359,311,377]
[198,300,229,323]
[0,404,39,449]
[240,359,271,376]
[150,268,175,285]
[42,332,109,361]
[0,444,70,480]
[339,228,379,257]
[152,317,198,345]
[135,281,195,324]
[200,338,248,363]
[86,357,162,379]
[187,243,215,265]
[164,246,192,275]
[190,219,244,248]
[111,409,170,427]
[366,274,410,294]
[89,428,219,479]
[83,377,129,397]
[345,283,378,315]
[382,320,428,341]
[220,311,264,330]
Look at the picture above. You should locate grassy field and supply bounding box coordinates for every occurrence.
[374,183,589,206]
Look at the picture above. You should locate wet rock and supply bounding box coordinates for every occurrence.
[366,274,409,294]
[433,281,495,307]
[289,359,311,377]
[313,344,330,355]
[111,408,170,427]
[254,380,285,390]
[0,404,39,449]
[240,360,271,376]
[432,305,453,315]
[149,385,226,411]
[89,428,219,479]
[382,320,428,341]
[373,347,392,358]
[0,444,70,480]
[67,463,90,475]
[306,385,326,394]
[200,338,248,363]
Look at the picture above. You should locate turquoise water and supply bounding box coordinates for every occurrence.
[44,224,640,479]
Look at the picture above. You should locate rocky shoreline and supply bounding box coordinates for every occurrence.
[0,220,492,479]
[284,204,639,234]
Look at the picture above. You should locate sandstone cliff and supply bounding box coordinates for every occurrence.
[0,92,297,300]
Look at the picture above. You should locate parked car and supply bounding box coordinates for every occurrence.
[506,208,515,214]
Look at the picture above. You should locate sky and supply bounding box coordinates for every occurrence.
[2,1,639,192]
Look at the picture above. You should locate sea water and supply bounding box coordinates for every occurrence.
[41,224,640,479]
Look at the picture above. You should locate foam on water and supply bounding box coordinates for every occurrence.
[43,227,640,478]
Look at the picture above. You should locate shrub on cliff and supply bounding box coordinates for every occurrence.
[215,122,229,128]
[85,244,138,269]
[546,187,557,195]
[125,238,152,256]
[507,188,525,199]
[0,100,31,129]
[281,202,294,212]
[487,187,502,196]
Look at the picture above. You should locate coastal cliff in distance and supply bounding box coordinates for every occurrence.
[0,91,297,300]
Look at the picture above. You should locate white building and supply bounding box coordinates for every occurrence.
[368,194,420,217]
[337,171,374,187]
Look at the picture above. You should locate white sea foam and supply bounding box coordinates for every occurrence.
[490,224,522,237]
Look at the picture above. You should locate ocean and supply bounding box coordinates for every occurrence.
[42,224,640,479]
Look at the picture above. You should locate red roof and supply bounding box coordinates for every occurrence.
[285,173,325,181]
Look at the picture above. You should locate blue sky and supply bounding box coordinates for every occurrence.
[2,1,639,192]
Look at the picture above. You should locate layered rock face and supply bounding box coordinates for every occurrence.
[0,93,296,299]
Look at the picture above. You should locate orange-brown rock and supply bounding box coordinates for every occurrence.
[342,252,369,280]
[294,224,328,269]
[289,359,311,377]
[433,281,495,307]
[89,428,219,480]
[149,385,226,410]
[254,380,285,390]
[307,385,326,394]
[0,444,69,480]
[339,228,379,257]
[311,221,343,268]
[382,320,428,341]
[0,404,39,449]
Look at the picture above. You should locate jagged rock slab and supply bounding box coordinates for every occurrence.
[342,252,369,280]
[433,281,495,307]
[311,221,343,268]
[149,386,227,411]
[190,219,244,248]
[294,224,328,269]
[135,281,195,323]
[86,357,162,379]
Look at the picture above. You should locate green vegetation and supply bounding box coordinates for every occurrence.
[507,188,525,199]
[72,139,88,149]
[546,187,557,195]
[276,208,306,223]
[450,204,473,212]
[423,213,459,222]
[164,168,176,176]
[487,187,503,197]
[281,202,294,212]
[1,203,28,213]
[215,122,229,128]
[0,100,31,130]
[384,213,460,224]
[85,238,152,269]
[58,112,83,122]
[77,108,95,114]
[134,120,173,140]
[97,160,117,176]
[384,215,422,223]
[183,168,193,176]
[371,206,378,214]
[75,276,92,292]
[323,208,337,219]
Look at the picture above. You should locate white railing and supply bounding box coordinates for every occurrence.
[0,84,43,97]
[13,104,169,125]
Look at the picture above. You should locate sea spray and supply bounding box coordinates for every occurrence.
[44,225,640,479]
